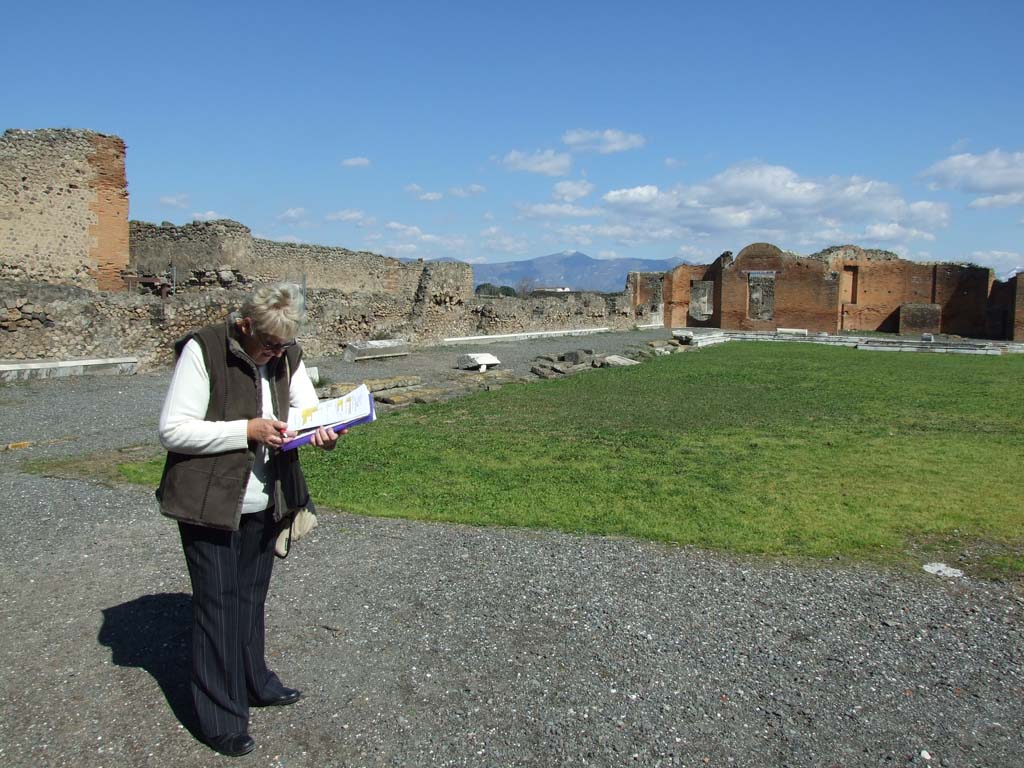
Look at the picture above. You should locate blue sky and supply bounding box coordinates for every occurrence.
[4,0,1023,276]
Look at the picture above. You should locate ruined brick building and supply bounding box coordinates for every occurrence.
[658,243,1022,341]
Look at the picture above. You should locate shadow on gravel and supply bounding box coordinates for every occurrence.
[98,593,201,739]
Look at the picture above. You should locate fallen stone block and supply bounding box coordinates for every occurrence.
[530,364,559,379]
[563,349,594,365]
[342,339,410,362]
[601,355,641,367]
[777,328,808,336]
[457,352,501,371]
[364,376,422,392]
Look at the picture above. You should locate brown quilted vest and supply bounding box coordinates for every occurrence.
[156,320,308,530]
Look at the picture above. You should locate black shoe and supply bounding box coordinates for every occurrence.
[251,686,303,707]
[205,732,256,757]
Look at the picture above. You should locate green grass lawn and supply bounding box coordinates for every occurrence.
[121,342,1024,577]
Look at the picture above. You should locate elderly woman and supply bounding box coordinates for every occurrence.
[157,283,338,757]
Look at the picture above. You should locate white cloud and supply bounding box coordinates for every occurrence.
[326,209,375,226]
[664,157,683,168]
[160,193,189,209]
[342,156,371,167]
[598,163,949,249]
[603,185,665,206]
[419,191,443,201]
[386,221,424,238]
[501,149,571,176]
[278,207,307,222]
[968,192,1024,208]
[862,222,935,241]
[923,149,1024,196]
[384,220,466,254]
[562,129,646,154]
[597,250,618,260]
[519,202,601,218]
[404,183,423,193]
[553,180,594,202]
[480,226,531,255]
[191,211,223,221]
[970,250,1022,278]
[449,184,486,198]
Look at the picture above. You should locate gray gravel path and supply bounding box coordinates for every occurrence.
[0,330,1021,767]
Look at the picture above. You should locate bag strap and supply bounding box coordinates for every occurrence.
[277,515,295,559]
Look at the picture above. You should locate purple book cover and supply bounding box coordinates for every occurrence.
[279,398,376,452]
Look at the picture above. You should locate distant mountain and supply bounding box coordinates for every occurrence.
[470,250,688,293]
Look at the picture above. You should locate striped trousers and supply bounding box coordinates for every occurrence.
[178,508,287,738]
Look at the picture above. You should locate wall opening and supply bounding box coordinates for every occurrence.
[747,271,775,320]
[689,280,714,321]
[841,266,859,304]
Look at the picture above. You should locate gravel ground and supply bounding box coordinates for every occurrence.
[0,329,1021,768]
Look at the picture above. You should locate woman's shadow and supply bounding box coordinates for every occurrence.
[98,593,201,739]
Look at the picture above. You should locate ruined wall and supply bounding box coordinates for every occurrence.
[471,292,633,336]
[1012,275,1024,341]
[0,129,129,290]
[661,243,1008,339]
[663,264,722,328]
[130,219,253,275]
[626,272,665,324]
[931,264,992,337]
[718,244,840,333]
[898,303,941,335]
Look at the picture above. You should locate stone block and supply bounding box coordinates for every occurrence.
[563,349,594,365]
[601,355,641,367]
[457,352,501,371]
[342,339,410,362]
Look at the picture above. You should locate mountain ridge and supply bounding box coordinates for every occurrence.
[467,250,687,293]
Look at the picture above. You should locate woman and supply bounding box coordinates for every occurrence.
[157,283,338,756]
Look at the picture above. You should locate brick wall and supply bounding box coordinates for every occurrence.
[661,243,1014,339]
[719,244,840,333]
[0,129,129,290]
[898,303,941,335]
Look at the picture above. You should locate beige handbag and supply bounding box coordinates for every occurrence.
[275,502,319,558]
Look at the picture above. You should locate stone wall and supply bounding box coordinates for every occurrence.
[1,129,129,290]
[129,218,475,301]
[471,292,633,336]
[1,278,638,369]
[626,272,665,323]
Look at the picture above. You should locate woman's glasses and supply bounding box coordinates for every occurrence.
[252,327,296,353]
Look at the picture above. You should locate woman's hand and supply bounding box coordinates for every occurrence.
[309,425,345,451]
[247,418,291,449]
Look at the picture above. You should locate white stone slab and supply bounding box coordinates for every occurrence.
[0,357,138,382]
[457,353,501,371]
[343,339,410,362]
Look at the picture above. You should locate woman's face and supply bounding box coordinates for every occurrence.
[237,317,294,365]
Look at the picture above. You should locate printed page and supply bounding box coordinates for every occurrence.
[288,384,373,434]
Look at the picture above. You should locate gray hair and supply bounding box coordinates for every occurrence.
[238,283,306,339]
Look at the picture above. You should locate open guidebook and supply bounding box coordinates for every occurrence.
[280,383,376,451]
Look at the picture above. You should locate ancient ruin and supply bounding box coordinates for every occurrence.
[2,127,1020,372]
[662,243,1022,340]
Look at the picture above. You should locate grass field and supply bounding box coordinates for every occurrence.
[119,342,1024,577]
